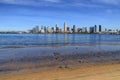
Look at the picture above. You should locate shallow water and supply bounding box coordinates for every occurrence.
[0,45,120,73]
[0,45,120,63]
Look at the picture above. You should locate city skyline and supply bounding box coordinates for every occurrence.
[0,22,120,32]
[0,0,120,31]
[27,23,120,34]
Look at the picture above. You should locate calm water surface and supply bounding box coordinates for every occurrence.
[0,34,120,48]
[0,34,120,73]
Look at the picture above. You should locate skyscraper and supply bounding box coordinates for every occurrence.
[55,24,59,33]
[89,27,94,33]
[94,25,97,33]
[47,26,51,33]
[64,22,67,33]
[85,27,88,33]
[99,25,102,32]
[44,26,47,33]
[40,25,45,33]
[33,26,39,33]
[73,25,77,33]
[67,27,70,32]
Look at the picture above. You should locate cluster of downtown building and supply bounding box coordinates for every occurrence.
[29,22,120,34]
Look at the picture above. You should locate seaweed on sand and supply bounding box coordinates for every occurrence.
[53,52,69,68]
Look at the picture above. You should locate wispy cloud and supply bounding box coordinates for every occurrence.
[0,0,120,8]
[92,0,120,5]
[106,9,113,13]
[0,0,33,5]
[70,2,102,8]
[44,0,61,3]
[0,0,61,5]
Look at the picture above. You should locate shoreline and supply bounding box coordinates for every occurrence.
[0,45,120,80]
[0,62,120,80]
[0,48,120,74]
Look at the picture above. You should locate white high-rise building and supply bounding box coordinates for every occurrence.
[64,22,67,33]
[40,25,45,33]
[47,26,52,33]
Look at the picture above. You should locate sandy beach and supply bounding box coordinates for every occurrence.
[0,62,120,80]
[0,45,120,80]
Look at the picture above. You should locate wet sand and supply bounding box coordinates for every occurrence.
[0,62,120,80]
[0,45,120,80]
[0,45,120,73]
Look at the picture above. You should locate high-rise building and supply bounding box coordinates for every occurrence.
[73,25,77,33]
[67,27,70,32]
[82,27,87,33]
[47,26,51,33]
[89,27,94,33]
[51,27,54,32]
[40,25,45,33]
[64,22,67,33]
[99,25,102,32]
[44,26,47,33]
[32,26,39,33]
[77,28,81,33]
[85,27,88,33]
[55,24,59,33]
[54,26,56,32]
[94,25,97,33]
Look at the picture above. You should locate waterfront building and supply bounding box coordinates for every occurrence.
[55,24,59,33]
[32,26,39,33]
[51,27,54,33]
[105,28,107,32]
[87,27,90,33]
[60,29,64,33]
[67,27,70,32]
[26,23,120,34]
[89,27,94,33]
[44,26,47,33]
[47,26,52,33]
[70,29,73,33]
[119,30,120,34]
[32,28,36,33]
[67,27,71,33]
[36,26,39,33]
[82,27,87,33]
[85,27,88,33]
[54,25,56,32]
[99,25,102,32]
[64,22,67,33]
[94,25,97,33]
[59,29,62,33]
[116,29,119,31]
[40,25,45,33]
[77,28,81,33]
[73,25,77,33]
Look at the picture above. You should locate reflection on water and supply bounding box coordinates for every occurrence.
[0,34,120,73]
[0,34,120,48]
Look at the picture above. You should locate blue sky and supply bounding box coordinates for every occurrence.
[0,0,120,31]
